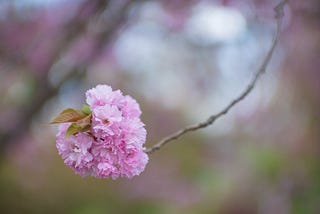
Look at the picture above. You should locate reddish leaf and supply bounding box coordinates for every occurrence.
[49,108,87,124]
[65,114,92,137]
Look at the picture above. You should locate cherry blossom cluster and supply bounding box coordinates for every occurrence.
[56,85,148,179]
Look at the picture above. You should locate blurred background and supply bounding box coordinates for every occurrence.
[0,0,319,213]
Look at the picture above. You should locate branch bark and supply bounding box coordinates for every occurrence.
[146,0,288,154]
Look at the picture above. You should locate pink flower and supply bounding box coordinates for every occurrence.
[56,84,148,179]
[120,95,142,118]
[91,104,122,136]
[85,85,123,108]
[56,124,94,176]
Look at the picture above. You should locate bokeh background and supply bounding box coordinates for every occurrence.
[0,0,319,213]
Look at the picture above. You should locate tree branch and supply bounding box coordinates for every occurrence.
[146,0,288,154]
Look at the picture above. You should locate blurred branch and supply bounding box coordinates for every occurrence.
[0,0,110,74]
[0,0,139,151]
[146,0,288,154]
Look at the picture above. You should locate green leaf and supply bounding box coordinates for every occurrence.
[77,114,92,130]
[50,108,87,124]
[65,114,92,137]
[80,124,91,133]
[66,123,80,137]
[82,104,91,115]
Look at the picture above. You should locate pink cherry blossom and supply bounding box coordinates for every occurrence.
[56,123,94,176]
[56,84,148,179]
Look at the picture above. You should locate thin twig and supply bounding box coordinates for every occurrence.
[146,0,288,154]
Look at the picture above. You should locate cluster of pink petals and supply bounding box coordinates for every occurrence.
[56,85,148,179]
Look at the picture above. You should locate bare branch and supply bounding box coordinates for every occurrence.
[146,0,288,154]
